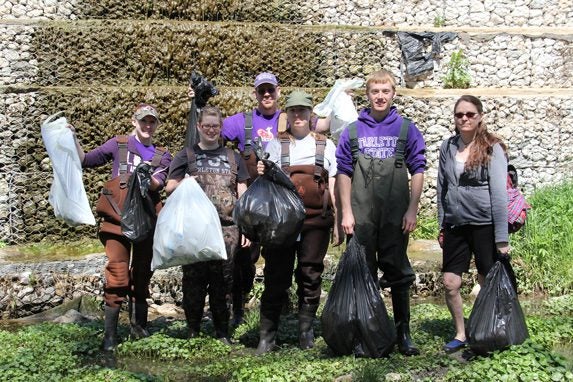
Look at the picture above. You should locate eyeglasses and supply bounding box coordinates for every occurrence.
[454,112,478,119]
[200,124,221,131]
[257,87,276,95]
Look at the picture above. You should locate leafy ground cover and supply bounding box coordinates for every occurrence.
[1,295,571,381]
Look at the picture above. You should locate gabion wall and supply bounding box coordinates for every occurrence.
[1,1,572,243]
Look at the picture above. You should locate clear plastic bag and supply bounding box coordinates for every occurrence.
[151,177,226,271]
[40,113,96,226]
[466,259,529,355]
[313,78,363,138]
[233,160,305,247]
[321,238,396,358]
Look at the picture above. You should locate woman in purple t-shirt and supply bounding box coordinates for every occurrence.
[68,104,172,351]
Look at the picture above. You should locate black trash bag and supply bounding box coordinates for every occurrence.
[185,71,220,148]
[321,238,396,358]
[466,258,529,356]
[397,31,457,77]
[232,159,305,247]
[121,163,156,242]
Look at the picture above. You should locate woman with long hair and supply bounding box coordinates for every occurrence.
[437,95,509,353]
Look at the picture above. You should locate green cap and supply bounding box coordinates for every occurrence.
[285,90,313,109]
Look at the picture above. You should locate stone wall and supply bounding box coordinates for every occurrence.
[0,1,572,243]
[2,0,572,27]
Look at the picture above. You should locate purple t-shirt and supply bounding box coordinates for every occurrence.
[336,107,426,177]
[82,135,172,188]
[222,109,281,151]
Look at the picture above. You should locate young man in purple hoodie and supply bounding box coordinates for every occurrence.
[335,70,426,356]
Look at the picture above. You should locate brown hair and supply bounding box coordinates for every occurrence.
[198,105,223,125]
[454,95,504,170]
[366,69,397,91]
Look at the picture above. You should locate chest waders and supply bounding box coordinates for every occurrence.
[349,117,420,356]
[182,147,240,342]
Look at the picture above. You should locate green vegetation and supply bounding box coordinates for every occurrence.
[3,239,103,263]
[0,297,571,381]
[433,15,446,27]
[510,181,573,295]
[442,49,471,89]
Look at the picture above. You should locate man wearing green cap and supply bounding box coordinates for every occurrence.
[254,90,338,354]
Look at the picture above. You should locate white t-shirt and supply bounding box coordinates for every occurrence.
[265,133,338,178]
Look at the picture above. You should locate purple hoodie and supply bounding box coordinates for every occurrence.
[222,109,281,151]
[336,107,426,177]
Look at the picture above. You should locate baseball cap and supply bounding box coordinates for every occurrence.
[254,72,278,88]
[133,104,160,121]
[284,90,313,109]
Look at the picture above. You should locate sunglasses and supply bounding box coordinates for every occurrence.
[257,87,276,95]
[454,112,478,119]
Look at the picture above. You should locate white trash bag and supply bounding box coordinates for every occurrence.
[152,177,227,270]
[41,112,96,226]
[313,78,364,138]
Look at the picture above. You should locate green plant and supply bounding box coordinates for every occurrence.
[511,181,573,295]
[442,49,471,89]
[434,15,445,27]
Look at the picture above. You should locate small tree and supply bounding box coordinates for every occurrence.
[443,49,471,89]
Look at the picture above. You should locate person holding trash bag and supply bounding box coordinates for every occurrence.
[436,95,509,353]
[254,90,337,354]
[335,69,426,356]
[166,105,251,344]
[68,103,172,351]
[222,73,332,326]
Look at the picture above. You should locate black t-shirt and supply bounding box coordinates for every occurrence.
[168,144,250,183]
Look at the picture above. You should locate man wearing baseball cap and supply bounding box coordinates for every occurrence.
[221,72,282,327]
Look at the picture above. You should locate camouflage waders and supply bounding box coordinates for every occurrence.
[182,147,240,340]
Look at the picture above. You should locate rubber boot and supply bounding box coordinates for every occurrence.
[102,305,121,351]
[129,301,150,339]
[232,290,245,327]
[391,287,420,356]
[255,312,279,355]
[213,307,231,345]
[298,304,319,350]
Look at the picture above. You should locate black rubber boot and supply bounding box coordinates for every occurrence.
[255,312,279,355]
[102,305,121,351]
[213,311,231,345]
[391,287,420,356]
[129,302,150,340]
[298,304,319,350]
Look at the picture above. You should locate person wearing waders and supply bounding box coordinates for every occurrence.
[254,90,338,354]
[166,106,251,344]
[68,104,172,351]
[335,70,426,356]
[221,73,332,326]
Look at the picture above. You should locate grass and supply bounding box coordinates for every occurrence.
[2,239,103,263]
[510,181,573,295]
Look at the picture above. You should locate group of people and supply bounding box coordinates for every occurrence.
[68,69,510,356]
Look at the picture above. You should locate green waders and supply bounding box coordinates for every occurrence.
[348,119,419,356]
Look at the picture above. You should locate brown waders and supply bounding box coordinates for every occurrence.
[349,120,419,356]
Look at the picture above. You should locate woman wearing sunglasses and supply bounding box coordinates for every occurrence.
[436,95,509,353]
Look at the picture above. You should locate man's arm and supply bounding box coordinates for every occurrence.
[165,178,182,196]
[335,173,354,238]
[402,172,423,234]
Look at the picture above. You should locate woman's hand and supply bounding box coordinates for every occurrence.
[256,160,265,176]
[496,242,510,256]
[438,229,445,248]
